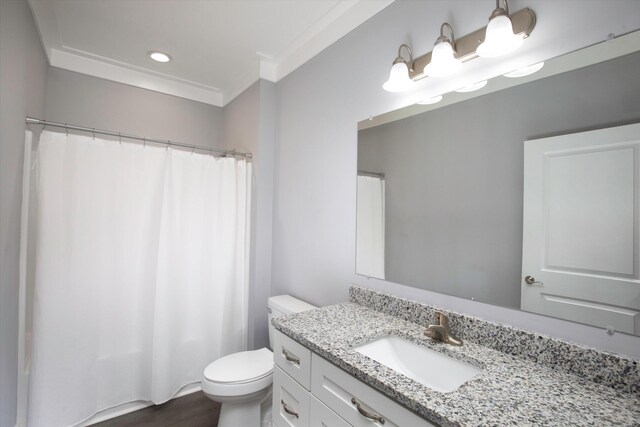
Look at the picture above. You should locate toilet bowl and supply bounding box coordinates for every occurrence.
[202,295,315,427]
[202,348,273,426]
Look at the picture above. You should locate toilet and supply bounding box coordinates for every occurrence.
[202,295,315,427]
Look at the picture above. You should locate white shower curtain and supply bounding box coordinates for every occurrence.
[27,130,251,426]
[356,175,385,279]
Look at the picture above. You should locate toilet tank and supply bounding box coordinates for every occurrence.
[267,295,315,350]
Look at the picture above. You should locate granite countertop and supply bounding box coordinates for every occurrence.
[273,303,640,427]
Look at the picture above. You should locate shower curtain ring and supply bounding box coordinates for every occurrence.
[92,129,96,140]
[118,133,122,144]
[166,140,170,151]
[191,146,195,155]
[143,137,146,148]
[65,124,68,136]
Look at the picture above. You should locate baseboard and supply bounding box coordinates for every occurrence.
[82,383,202,426]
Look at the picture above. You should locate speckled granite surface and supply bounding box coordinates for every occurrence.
[349,286,640,396]
[273,294,640,426]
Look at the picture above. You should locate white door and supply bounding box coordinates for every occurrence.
[521,123,640,334]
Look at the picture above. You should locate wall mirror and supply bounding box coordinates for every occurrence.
[356,31,640,336]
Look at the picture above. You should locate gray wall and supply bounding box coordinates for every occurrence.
[0,1,48,425]
[45,68,224,146]
[358,52,640,309]
[256,81,276,349]
[272,0,640,358]
[223,80,276,350]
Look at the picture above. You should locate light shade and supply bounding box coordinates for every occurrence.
[477,14,523,58]
[417,95,443,105]
[424,40,462,77]
[383,62,415,92]
[504,62,544,78]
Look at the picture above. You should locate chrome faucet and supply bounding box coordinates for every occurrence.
[424,311,462,346]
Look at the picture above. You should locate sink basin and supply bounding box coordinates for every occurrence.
[353,335,481,392]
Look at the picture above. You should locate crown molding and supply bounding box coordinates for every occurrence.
[50,48,224,106]
[29,0,395,107]
[259,0,395,83]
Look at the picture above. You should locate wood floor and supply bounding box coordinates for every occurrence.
[92,392,221,427]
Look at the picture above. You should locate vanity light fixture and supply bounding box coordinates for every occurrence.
[454,80,488,93]
[503,61,544,78]
[477,0,523,58]
[382,2,535,92]
[424,23,462,78]
[382,44,416,92]
[417,95,443,105]
[148,51,171,63]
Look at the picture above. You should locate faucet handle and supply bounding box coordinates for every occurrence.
[435,310,449,326]
[427,311,463,346]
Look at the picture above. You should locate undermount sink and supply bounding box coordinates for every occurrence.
[353,335,481,393]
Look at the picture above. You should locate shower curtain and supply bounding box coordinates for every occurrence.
[27,130,251,426]
[356,175,385,279]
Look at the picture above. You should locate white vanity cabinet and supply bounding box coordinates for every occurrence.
[311,354,435,427]
[273,329,313,426]
[310,395,351,427]
[274,329,313,389]
[272,330,436,427]
[274,365,311,427]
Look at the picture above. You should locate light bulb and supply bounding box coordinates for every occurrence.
[477,14,523,58]
[383,62,415,92]
[424,40,462,78]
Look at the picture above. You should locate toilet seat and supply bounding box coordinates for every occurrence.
[202,348,273,397]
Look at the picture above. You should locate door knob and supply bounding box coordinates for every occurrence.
[524,275,543,286]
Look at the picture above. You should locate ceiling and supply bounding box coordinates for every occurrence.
[29,0,394,107]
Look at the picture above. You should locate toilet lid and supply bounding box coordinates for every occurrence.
[204,348,273,384]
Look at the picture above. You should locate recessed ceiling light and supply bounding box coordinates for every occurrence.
[417,95,443,105]
[455,80,488,93]
[148,51,171,63]
[503,62,544,78]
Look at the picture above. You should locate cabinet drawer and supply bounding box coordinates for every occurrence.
[274,330,312,390]
[273,365,310,427]
[311,354,435,427]
[310,394,350,427]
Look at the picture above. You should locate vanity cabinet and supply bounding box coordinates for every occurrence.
[311,355,435,427]
[274,329,312,389]
[273,365,311,427]
[310,395,351,427]
[272,330,435,427]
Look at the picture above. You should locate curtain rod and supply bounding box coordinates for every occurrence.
[358,170,385,178]
[25,117,252,159]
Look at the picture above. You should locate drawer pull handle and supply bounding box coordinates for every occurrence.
[282,348,300,365]
[351,397,385,424]
[281,399,299,418]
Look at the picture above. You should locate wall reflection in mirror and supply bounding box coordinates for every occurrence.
[356,32,640,336]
